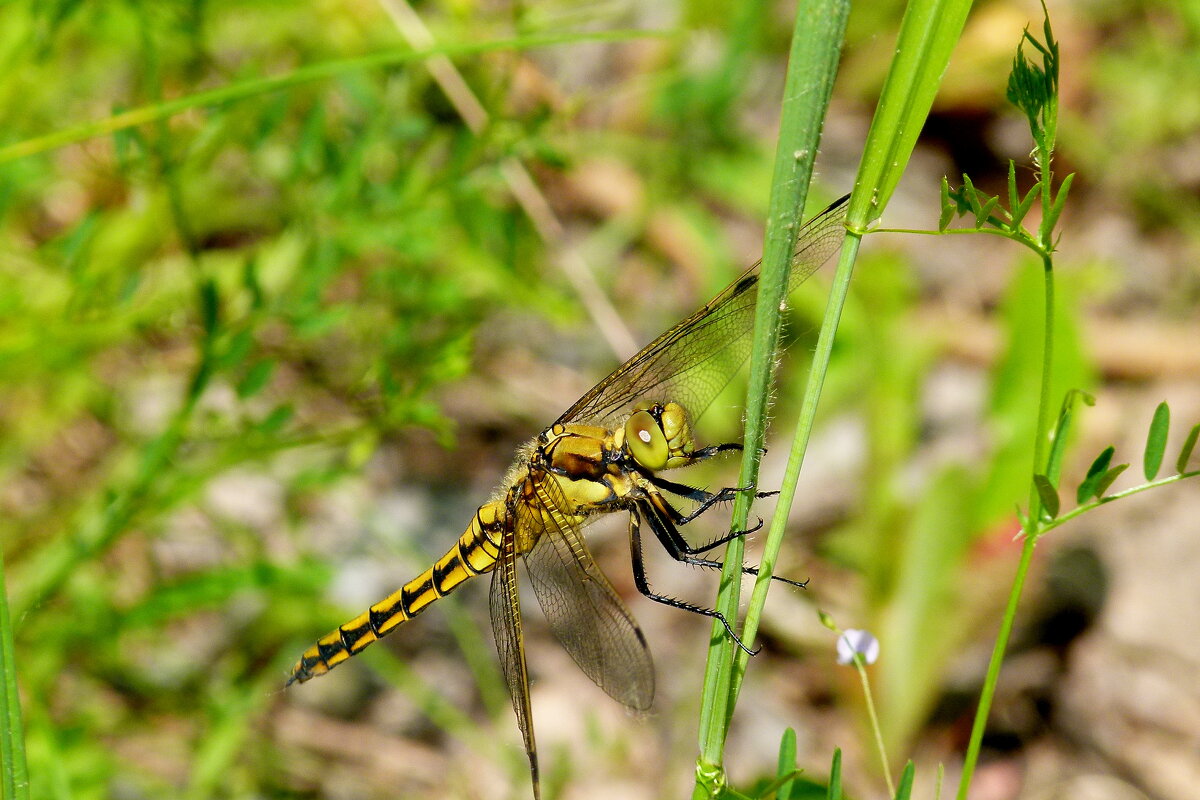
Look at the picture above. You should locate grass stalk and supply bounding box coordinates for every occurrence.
[696,0,972,792]
[0,29,664,166]
[692,0,849,792]
[0,549,30,800]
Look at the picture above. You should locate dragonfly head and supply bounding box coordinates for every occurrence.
[623,402,694,472]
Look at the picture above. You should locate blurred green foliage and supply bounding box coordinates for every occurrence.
[1,0,1196,797]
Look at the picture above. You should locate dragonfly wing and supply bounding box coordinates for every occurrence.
[520,475,655,711]
[557,195,848,427]
[489,524,541,800]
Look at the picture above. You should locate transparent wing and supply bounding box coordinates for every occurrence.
[557,195,848,427]
[489,523,541,799]
[519,473,654,711]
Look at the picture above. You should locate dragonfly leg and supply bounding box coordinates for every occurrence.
[642,492,809,591]
[628,510,760,657]
[646,473,774,525]
[687,441,744,461]
[687,442,772,463]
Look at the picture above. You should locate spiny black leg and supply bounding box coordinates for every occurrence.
[644,474,720,504]
[643,493,809,590]
[645,474,776,525]
[676,488,760,525]
[688,442,744,461]
[646,490,762,551]
[628,511,760,656]
[687,442,772,462]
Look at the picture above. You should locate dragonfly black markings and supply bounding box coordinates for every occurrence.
[289,194,849,798]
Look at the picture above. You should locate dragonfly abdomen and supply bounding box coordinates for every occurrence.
[287,500,508,684]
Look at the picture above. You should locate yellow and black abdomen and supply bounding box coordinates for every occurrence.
[287,500,508,684]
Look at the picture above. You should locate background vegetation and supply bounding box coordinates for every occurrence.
[2,0,1197,798]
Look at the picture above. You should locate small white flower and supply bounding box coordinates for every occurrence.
[836,629,879,665]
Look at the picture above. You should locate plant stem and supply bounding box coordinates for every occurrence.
[855,657,894,798]
[730,233,861,704]
[692,1,848,793]
[1027,255,1056,520]
[957,249,1055,799]
[955,530,1036,799]
[1045,470,1200,529]
[0,548,30,800]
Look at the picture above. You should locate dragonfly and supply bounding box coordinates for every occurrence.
[288,194,848,798]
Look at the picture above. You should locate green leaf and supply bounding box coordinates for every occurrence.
[214,329,254,372]
[1041,172,1074,239]
[1015,504,1030,532]
[1046,389,1094,484]
[1011,180,1040,227]
[258,404,294,434]
[1094,463,1129,498]
[199,278,220,336]
[1178,423,1199,474]
[826,748,842,800]
[236,359,276,399]
[1077,445,1115,503]
[1006,161,1019,221]
[242,257,265,310]
[1033,474,1059,518]
[939,176,953,231]
[961,173,981,216]
[975,195,999,228]
[1144,401,1170,480]
[847,0,972,227]
[893,761,915,800]
[696,0,851,778]
[776,728,797,800]
[1006,19,1059,140]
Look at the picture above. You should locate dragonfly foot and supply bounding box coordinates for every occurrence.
[715,615,760,656]
[728,516,765,537]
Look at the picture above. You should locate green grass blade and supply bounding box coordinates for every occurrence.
[848,0,974,229]
[693,0,849,786]
[1143,401,1170,480]
[776,727,798,800]
[826,748,843,800]
[0,29,665,165]
[0,550,31,800]
[893,762,916,799]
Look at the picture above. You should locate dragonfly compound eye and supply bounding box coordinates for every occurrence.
[625,409,669,470]
[659,402,689,444]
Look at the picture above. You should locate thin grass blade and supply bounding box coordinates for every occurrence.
[0,551,31,800]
